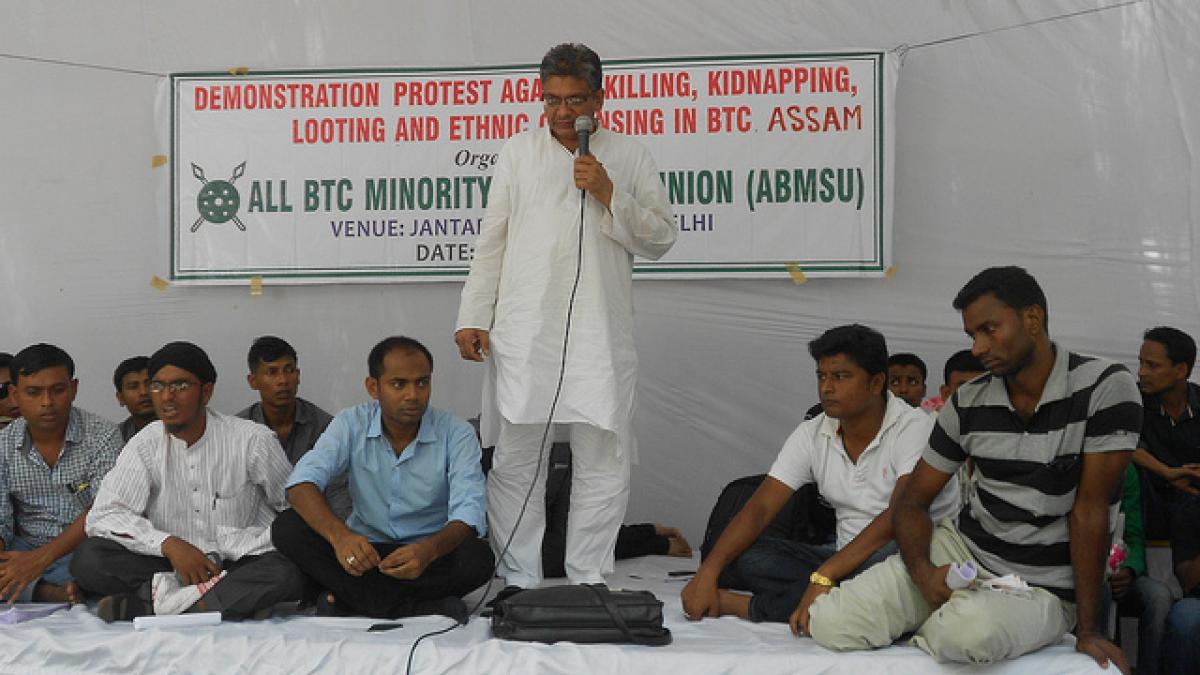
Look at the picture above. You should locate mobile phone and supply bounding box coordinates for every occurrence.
[368,622,404,632]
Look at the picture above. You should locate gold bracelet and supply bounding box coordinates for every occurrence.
[809,571,836,587]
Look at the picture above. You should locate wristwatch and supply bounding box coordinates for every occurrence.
[809,571,836,588]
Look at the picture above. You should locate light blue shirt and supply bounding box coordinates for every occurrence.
[287,402,486,543]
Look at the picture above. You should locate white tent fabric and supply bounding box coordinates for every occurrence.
[1,0,1198,544]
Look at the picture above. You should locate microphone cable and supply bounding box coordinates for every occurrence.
[405,150,589,675]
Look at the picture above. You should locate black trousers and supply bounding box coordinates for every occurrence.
[542,523,669,579]
[270,508,494,619]
[70,536,306,619]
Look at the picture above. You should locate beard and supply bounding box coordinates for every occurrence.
[1137,378,1174,396]
[989,342,1036,377]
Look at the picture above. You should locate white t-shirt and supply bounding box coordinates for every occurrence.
[769,392,960,550]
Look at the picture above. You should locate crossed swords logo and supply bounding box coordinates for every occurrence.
[190,161,246,232]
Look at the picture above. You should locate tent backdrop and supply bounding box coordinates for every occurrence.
[1,0,1197,541]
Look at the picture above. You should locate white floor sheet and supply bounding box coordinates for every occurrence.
[1,553,1108,674]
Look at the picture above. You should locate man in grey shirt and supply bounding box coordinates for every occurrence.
[236,336,350,520]
[113,356,156,442]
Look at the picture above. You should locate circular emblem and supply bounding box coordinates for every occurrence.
[196,180,241,224]
[189,161,247,232]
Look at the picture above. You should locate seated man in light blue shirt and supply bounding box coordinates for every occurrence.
[271,336,492,621]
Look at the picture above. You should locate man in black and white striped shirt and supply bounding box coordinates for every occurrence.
[809,266,1141,673]
[72,341,306,622]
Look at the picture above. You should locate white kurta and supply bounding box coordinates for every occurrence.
[456,126,676,458]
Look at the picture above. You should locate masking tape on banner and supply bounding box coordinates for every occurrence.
[784,263,807,285]
[151,155,168,168]
[150,276,169,291]
[228,67,249,76]
[885,266,897,278]
[250,276,263,296]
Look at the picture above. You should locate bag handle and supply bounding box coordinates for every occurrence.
[585,584,662,646]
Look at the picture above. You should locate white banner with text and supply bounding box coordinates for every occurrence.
[171,52,896,283]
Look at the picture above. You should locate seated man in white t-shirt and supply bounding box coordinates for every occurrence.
[682,324,959,634]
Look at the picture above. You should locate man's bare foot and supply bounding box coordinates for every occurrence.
[31,581,80,604]
[716,589,751,619]
[654,525,694,557]
[667,535,693,557]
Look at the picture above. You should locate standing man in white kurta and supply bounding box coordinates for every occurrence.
[455,43,676,590]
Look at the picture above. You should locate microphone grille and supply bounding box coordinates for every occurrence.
[574,116,594,133]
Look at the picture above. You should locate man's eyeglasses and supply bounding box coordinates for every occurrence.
[149,380,199,394]
[542,94,592,108]
[0,382,8,399]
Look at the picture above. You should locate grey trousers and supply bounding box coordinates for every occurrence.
[70,536,306,620]
[808,519,1075,664]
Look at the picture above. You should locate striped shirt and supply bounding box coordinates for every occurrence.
[0,407,122,548]
[923,345,1142,600]
[236,397,351,520]
[86,409,293,561]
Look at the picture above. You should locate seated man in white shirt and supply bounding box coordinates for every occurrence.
[682,325,959,634]
[70,341,305,621]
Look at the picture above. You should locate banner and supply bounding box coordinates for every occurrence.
[171,52,895,283]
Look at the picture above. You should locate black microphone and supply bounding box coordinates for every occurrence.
[574,116,593,155]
